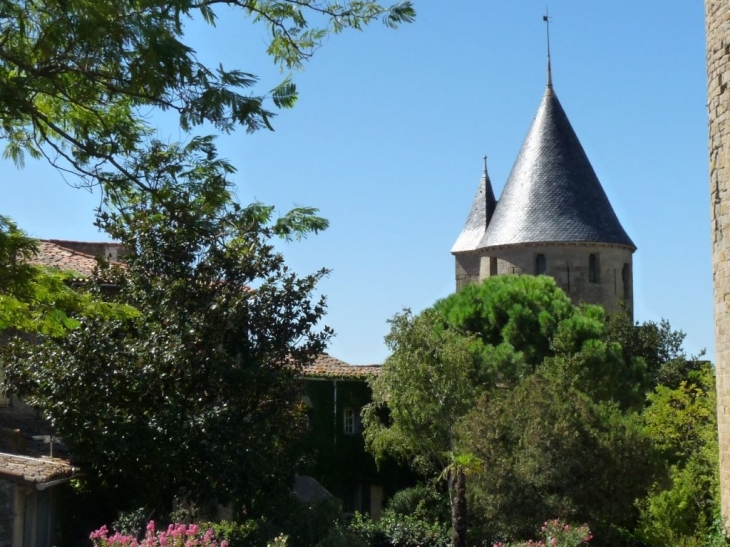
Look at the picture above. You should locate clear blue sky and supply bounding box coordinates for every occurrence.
[1,1,712,364]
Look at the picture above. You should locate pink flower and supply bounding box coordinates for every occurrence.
[90,524,110,541]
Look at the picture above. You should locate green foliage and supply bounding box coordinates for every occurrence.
[434,275,575,382]
[200,497,345,547]
[460,372,654,542]
[0,0,414,190]
[0,265,137,336]
[200,520,264,547]
[494,519,592,547]
[348,511,450,547]
[0,216,37,292]
[0,216,136,338]
[274,497,343,547]
[386,484,449,524]
[365,277,667,546]
[364,276,721,546]
[636,363,724,547]
[603,309,704,397]
[2,138,332,515]
[363,308,483,474]
[112,508,150,537]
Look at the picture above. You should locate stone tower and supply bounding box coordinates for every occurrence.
[706,0,730,526]
[452,72,636,312]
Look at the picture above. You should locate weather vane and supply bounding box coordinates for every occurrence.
[542,8,553,86]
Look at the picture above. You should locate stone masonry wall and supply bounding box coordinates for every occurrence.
[454,254,481,292]
[707,0,730,526]
[477,244,633,312]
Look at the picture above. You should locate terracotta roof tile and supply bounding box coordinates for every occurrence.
[0,452,76,485]
[303,354,380,379]
[29,240,125,277]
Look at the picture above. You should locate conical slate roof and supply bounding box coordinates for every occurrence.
[478,85,635,250]
[452,158,497,253]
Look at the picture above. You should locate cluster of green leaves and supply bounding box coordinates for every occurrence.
[2,138,333,515]
[364,275,711,547]
[494,519,592,547]
[363,308,483,475]
[636,362,727,547]
[345,486,450,547]
[0,0,413,189]
[0,215,135,338]
[198,496,345,547]
[347,510,450,547]
[461,373,654,541]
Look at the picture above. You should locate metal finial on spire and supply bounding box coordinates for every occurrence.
[542,8,552,87]
[483,155,488,175]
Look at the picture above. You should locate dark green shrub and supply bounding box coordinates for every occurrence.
[348,511,450,547]
[386,485,449,524]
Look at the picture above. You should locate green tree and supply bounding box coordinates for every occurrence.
[363,308,482,547]
[604,309,697,393]
[0,216,135,337]
[3,138,332,516]
[365,276,668,546]
[365,277,599,547]
[460,371,654,544]
[0,0,414,190]
[637,362,724,546]
[433,275,575,380]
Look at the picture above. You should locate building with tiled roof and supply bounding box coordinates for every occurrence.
[299,354,410,520]
[0,453,75,486]
[29,240,127,277]
[304,354,380,379]
[1,238,117,546]
[0,401,77,547]
[452,62,635,311]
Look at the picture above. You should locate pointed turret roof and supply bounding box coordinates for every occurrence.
[478,85,635,250]
[452,157,497,254]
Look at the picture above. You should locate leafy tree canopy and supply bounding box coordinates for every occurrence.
[364,276,697,546]
[461,371,655,543]
[636,362,723,547]
[434,275,574,372]
[364,308,482,475]
[0,0,414,190]
[0,216,135,337]
[3,137,332,515]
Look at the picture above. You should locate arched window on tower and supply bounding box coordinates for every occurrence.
[535,254,546,275]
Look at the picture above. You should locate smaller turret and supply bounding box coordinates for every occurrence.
[451,156,497,291]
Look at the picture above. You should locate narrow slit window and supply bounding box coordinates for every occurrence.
[535,254,546,275]
[589,253,600,283]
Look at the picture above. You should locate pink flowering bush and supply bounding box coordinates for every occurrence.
[89,520,228,547]
[492,519,592,547]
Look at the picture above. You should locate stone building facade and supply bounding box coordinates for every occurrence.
[452,73,635,312]
[706,0,730,527]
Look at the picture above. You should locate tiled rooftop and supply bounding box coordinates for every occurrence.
[0,452,76,485]
[303,354,380,379]
[29,240,125,277]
